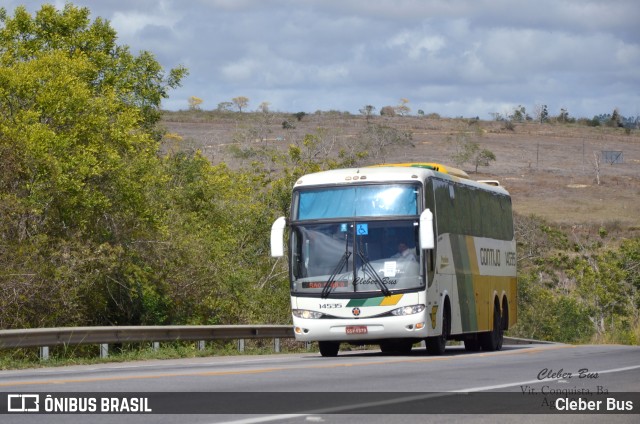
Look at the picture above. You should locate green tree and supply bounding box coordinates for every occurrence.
[258,101,270,113]
[0,4,186,328]
[0,4,187,138]
[558,108,570,123]
[357,124,414,161]
[513,273,593,343]
[359,105,376,121]
[450,130,496,173]
[217,101,233,112]
[155,153,288,325]
[380,105,396,117]
[509,105,526,122]
[232,96,249,112]
[395,98,411,116]
[472,148,496,173]
[609,108,622,128]
[188,96,203,110]
[534,104,548,123]
[568,243,639,343]
[512,215,640,345]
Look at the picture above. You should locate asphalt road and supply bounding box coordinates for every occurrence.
[1,343,639,423]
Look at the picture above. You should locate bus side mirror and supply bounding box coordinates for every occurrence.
[419,209,435,250]
[270,216,287,257]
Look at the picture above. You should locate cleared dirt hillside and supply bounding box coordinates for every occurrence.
[161,112,640,230]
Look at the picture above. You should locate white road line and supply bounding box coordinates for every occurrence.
[211,364,640,424]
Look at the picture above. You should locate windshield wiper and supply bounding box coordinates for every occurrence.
[355,248,392,297]
[321,251,351,298]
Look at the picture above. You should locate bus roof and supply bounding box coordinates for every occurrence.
[368,162,470,179]
[294,164,510,195]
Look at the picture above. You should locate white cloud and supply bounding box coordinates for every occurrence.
[387,31,446,60]
[220,58,258,81]
[3,0,639,118]
[109,1,182,39]
[315,65,349,83]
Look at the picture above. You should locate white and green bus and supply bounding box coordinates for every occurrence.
[270,163,516,357]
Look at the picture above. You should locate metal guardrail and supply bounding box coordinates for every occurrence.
[0,325,295,349]
[0,326,552,360]
[0,325,296,359]
[503,336,557,345]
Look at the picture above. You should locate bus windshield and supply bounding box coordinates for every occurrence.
[290,220,422,296]
[295,184,419,220]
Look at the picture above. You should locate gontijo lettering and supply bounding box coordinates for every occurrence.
[479,248,517,267]
[480,248,501,266]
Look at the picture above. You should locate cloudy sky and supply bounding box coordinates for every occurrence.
[4,0,640,119]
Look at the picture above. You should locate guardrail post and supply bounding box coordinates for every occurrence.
[274,338,280,353]
[153,342,160,351]
[197,340,205,351]
[238,339,245,352]
[100,343,109,359]
[39,346,49,361]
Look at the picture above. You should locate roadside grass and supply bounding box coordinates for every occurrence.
[0,339,313,370]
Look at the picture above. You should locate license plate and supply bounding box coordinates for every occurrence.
[345,326,368,335]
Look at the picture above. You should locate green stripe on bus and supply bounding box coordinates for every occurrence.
[451,234,478,332]
[347,297,384,307]
[346,295,403,307]
[363,298,383,306]
[347,298,368,307]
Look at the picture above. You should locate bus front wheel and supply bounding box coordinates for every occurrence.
[318,341,340,357]
[426,301,450,355]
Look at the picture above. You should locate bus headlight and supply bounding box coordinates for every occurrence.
[390,304,425,316]
[292,309,324,319]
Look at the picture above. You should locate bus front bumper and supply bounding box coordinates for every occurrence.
[292,314,430,342]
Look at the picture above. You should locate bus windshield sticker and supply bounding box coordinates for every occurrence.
[384,261,397,278]
[356,223,368,235]
[340,223,348,232]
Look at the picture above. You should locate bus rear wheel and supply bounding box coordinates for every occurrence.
[318,341,340,357]
[479,303,503,351]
